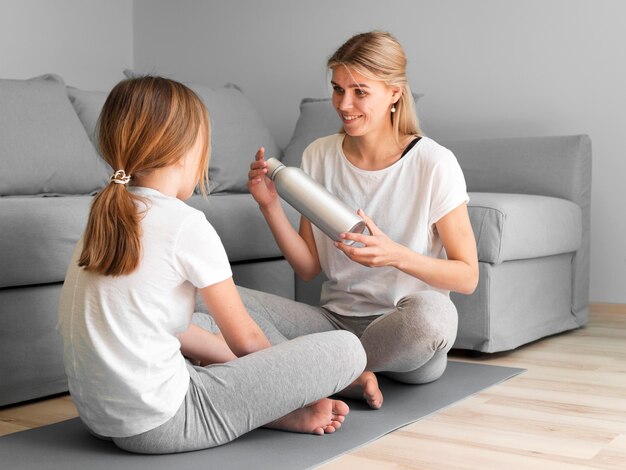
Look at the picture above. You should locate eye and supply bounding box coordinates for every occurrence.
[332,85,344,95]
[355,88,367,97]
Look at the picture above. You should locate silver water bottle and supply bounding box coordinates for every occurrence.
[265,158,366,245]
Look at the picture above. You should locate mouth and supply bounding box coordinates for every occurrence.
[341,114,362,123]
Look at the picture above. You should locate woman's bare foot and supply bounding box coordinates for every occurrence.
[338,371,383,409]
[266,398,350,435]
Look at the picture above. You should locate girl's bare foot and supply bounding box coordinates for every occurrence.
[266,398,349,435]
[338,371,383,409]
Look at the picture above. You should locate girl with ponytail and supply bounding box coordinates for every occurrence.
[58,76,366,453]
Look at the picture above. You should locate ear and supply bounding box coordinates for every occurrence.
[390,86,402,103]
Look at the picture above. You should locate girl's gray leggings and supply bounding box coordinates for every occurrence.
[235,286,459,385]
[112,330,366,454]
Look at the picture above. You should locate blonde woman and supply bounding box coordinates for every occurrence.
[58,76,366,454]
[246,31,478,409]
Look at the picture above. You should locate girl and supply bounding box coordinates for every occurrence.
[245,31,478,409]
[57,76,366,454]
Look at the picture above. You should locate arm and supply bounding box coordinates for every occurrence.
[199,277,271,357]
[178,324,237,365]
[335,205,479,295]
[248,147,321,280]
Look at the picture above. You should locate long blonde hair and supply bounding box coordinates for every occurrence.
[79,76,210,276]
[327,31,421,141]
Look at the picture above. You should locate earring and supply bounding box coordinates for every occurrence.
[391,104,396,113]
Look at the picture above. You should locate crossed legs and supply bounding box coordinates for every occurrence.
[195,287,458,409]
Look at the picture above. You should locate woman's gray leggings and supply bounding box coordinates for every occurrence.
[236,286,458,385]
[112,330,366,454]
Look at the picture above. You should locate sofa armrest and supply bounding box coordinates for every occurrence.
[442,134,591,323]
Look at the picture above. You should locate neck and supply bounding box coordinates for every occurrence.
[343,128,412,171]
[132,166,181,198]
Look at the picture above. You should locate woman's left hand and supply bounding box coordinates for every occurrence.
[334,210,404,268]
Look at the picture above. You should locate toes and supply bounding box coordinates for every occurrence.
[332,400,350,416]
[330,420,342,430]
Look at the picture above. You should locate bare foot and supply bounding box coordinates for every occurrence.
[266,398,350,435]
[338,371,383,409]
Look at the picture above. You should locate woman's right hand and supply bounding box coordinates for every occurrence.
[247,147,279,208]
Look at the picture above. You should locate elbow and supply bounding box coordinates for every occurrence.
[234,332,271,357]
[457,282,477,296]
[456,265,479,295]
[296,266,321,282]
[298,271,316,282]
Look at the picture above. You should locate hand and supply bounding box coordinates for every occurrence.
[333,210,404,268]
[247,147,279,208]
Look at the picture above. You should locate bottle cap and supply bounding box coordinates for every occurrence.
[265,157,285,180]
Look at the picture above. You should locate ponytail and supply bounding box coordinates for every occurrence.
[78,181,145,276]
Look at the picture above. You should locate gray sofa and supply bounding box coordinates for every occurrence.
[0,75,591,407]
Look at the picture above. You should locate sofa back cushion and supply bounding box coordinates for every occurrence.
[67,86,109,146]
[190,83,281,193]
[0,75,109,195]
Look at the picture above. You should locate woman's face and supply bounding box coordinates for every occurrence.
[331,66,400,138]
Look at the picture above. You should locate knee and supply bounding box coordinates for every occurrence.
[397,291,458,351]
[328,330,368,376]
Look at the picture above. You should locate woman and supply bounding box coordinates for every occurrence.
[245,31,478,409]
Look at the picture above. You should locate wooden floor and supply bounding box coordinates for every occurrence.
[1,303,625,469]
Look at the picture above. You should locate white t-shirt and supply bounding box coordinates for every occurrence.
[301,134,469,317]
[57,187,232,437]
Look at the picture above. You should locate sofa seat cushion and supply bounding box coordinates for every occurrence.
[0,196,92,288]
[1,193,300,289]
[186,193,300,262]
[468,192,582,264]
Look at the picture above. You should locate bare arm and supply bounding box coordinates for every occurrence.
[335,205,479,295]
[248,147,321,280]
[178,324,237,365]
[199,277,271,357]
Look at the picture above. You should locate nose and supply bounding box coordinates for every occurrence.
[335,93,353,112]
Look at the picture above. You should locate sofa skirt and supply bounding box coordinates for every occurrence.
[0,283,67,406]
[451,253,582,352]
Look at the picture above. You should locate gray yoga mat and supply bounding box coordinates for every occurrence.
[0,361,523,469]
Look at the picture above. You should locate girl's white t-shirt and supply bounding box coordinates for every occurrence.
[301,134,469,317]
[57,187,232,438]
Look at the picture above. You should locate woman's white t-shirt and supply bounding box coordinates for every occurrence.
[57,187,232,438]
[301,134,469,317]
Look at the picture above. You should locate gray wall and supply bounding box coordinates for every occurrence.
[1,0,624,304]
[0,0,133,90]
[133,0,626,304]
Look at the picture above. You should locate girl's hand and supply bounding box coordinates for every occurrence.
[334,210,404,268]
[247,147,279,208]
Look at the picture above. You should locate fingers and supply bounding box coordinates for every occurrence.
[249,147,268,184]
[247,164,267,184]
[339,231,371,245]
[357,209,378,235]
[255,146,265,161]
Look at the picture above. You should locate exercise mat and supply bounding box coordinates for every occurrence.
[0,361,523,469]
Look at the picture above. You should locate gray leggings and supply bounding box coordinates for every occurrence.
[112,330,366,454]
[236,286,458,385]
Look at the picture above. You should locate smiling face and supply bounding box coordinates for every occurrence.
[331,66,401,138]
